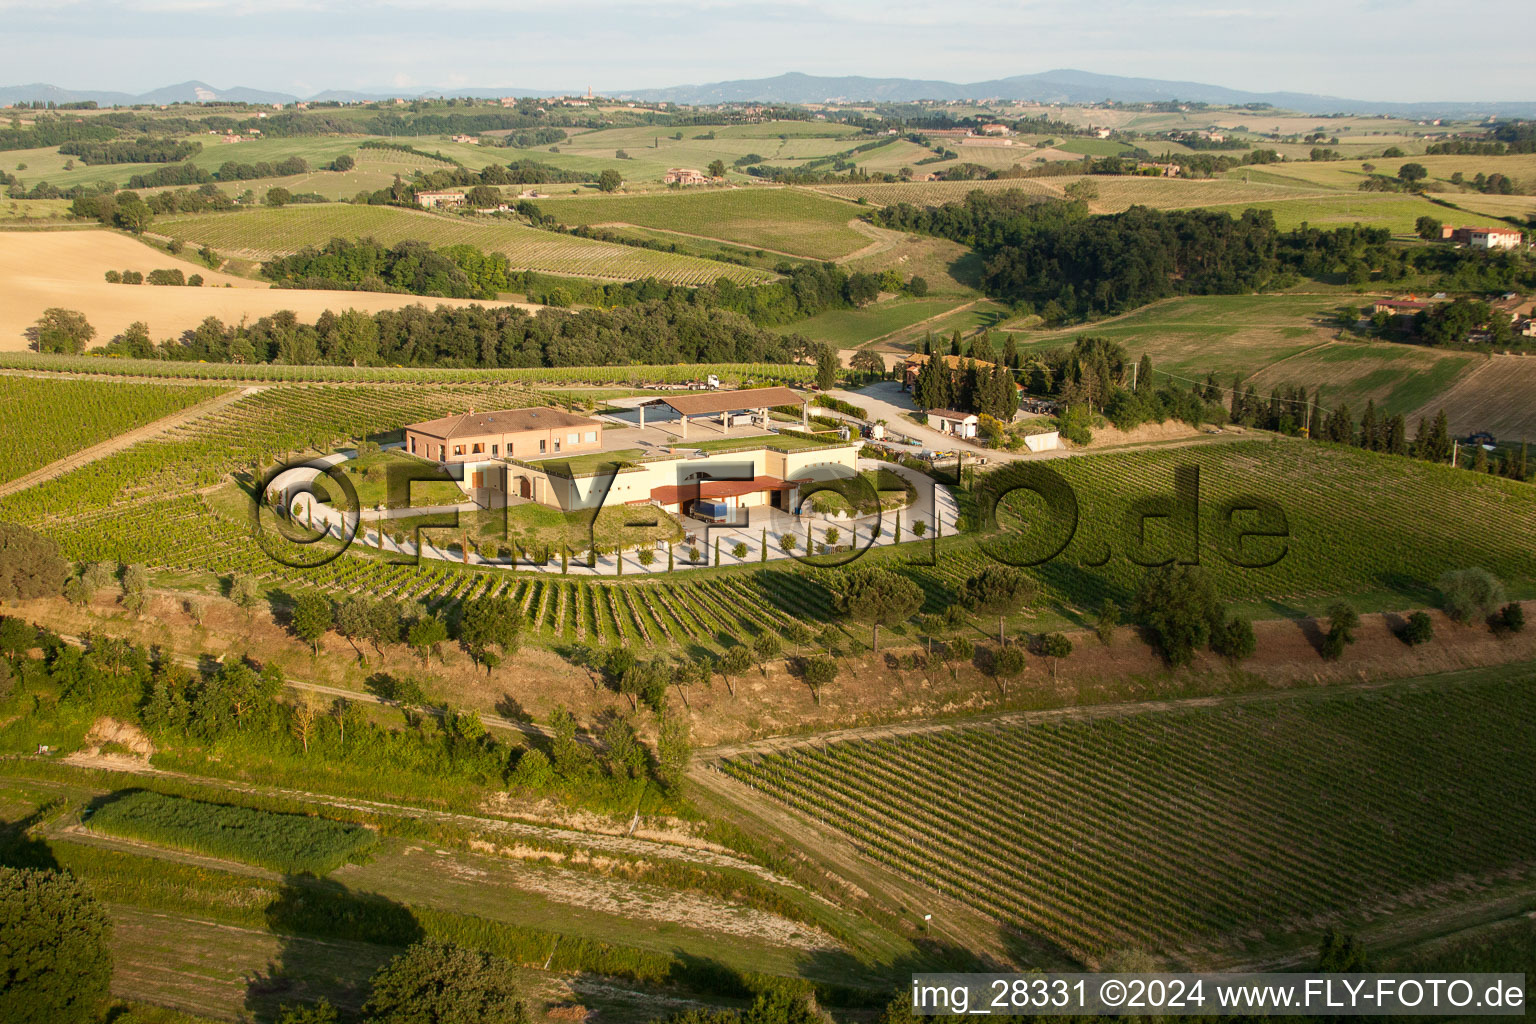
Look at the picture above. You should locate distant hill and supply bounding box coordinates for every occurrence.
[2,72,1531,118]
[616,70,1536,119]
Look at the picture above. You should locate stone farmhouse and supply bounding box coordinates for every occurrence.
[416,191,467,210]
[663,168,712,185]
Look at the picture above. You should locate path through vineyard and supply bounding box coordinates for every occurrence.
[0,384,259,498]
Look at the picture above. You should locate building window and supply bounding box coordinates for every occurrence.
[453,445,464,456]
[472,443,484,454]
[568,432,578,445]
[491,444,498,456]
[584,430,596,443]
[409,437,416,454]
[539,440,546,454]
[554,439,562,453]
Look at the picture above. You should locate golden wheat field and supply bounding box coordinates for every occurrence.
[0,230,537,350]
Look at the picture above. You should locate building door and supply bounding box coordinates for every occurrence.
[518,477,532,499]
[471,470,484,489]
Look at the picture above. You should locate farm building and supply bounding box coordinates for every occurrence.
[450,134,478,144]
[902,353,1011,391]
[1439,225,1524,250]
[663,168,712,185]
[634,387,810,438]
[416,191,467,210]
[1373,297,1431,315]
[402,389,854,517]
[961,137,1015,148]
[405,407,604,484]
[928,410,979,439]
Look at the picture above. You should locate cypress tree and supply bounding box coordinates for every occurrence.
[1358,400,1379,450]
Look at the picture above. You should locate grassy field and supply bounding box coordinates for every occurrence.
[0,377,223,483]
[774,297,970,348]
[719,666,1536,964]
[531,188,868,260]
[496,120,865,183]
[0,230,530,351]
[1003,293,1493,423]
[153,205,773,284]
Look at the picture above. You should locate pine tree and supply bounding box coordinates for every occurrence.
[1229,374,1244,420]
[1386,414,1408,455]
[1002,334,1019,368]
[949,330,962,356]
[1204,373,1220,403]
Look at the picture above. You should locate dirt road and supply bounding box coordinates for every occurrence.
[0,385,260,498]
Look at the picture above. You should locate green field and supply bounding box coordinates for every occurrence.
[0,377,223,484]
[153,204,772,284]
[86,789,378,875]
[1003,293,1482,419]
[774,297,968,347]
[720,667,1536,963]
[533,187,868,260]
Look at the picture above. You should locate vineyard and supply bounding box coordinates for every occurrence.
[0,354,814,386]
[983,439,1536,609]
[718,669,1536,963]
[153,205,773,285]
[5,371,1530,648]
[809,177,1334,215]
[533,188,869,260]
[0,379,837,649]
[0,377,224,484]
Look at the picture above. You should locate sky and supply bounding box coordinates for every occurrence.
[4,0,1534,102]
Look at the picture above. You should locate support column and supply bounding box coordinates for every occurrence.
[801,403,808,430]
[638,403,645,429]
[681,414,688,439]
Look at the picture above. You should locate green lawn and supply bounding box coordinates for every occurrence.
[526,448,645,476]
[339,450,465,509]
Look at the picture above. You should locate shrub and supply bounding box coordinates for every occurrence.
[1401,611,1434,646]
[0,867,113,1024]
[1491,602,1525,636]
[86,790,377,875]
[1211,616,1256,661]
[1438,568,1505,624]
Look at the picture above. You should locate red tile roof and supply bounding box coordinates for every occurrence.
[650,476,790,505]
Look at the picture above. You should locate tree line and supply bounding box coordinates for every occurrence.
[88,299,809,368]
[262,238,514,301]
[871,190,1529,321]
[123,154,310,189]
[57,136,201,165]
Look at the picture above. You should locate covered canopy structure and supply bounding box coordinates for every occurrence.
[637,386,810,439]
